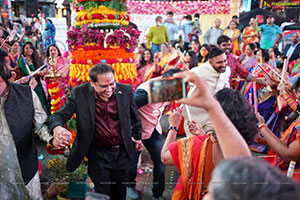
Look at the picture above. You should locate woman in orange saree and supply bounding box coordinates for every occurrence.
[242,18,258,53]
[161,83,257,200]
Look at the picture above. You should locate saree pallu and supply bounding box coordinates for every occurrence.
[169,135,215,200]
[224,29,240,55]
[246,64,275,121]
[240,55,257,72]
[266,94,298,137]
[265,118,300,184]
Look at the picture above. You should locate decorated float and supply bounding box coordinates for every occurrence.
[67,0,140,86]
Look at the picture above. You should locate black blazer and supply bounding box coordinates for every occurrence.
[284,43,300,62]
[48,83,142,172]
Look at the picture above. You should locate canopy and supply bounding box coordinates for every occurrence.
[239,8,285,26]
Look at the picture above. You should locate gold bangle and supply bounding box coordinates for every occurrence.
[258,124,267,132]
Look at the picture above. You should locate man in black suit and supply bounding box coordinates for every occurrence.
[284,32,300,63]
[48,63,143,200]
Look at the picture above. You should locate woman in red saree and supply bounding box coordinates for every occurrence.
[161,73,257,200]
[256,77,300,184]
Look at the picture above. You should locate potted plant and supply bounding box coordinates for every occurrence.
[66,160,89,198]
[45,156,89,199]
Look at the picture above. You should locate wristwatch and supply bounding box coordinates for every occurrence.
[168,126,179,132]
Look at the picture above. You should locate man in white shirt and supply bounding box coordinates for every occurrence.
[182,47,231,136]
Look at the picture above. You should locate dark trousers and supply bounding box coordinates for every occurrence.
[87,144,130,200]
[128,129,165,198]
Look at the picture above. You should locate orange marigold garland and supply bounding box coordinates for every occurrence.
[48,82,64,114]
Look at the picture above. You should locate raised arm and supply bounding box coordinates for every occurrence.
[174,72,251,157]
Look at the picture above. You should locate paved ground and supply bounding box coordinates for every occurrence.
[38,115,180,200]
[37,115,266,200]
[37,138,180,200]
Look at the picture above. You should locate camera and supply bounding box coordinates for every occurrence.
[148,78,187,103]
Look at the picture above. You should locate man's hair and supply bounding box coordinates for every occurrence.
[208,47,225,60]
[215,88,258,144]
[194,13,200,18]
[217,35,231,45]
[166,11,173,16]
[232,15,238,19]
[162,68,182,78]
[184,15,192,21]
[247,43,256,51]
[211,157,300,200]
[266,15,273,20]
[155,16,162,22]
[0,48,9,81]
[89,63,115,82]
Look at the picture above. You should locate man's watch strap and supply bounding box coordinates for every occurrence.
[168,126,179,132]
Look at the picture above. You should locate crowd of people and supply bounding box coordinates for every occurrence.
[0,11,300,200]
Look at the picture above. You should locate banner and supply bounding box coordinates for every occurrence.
[126,1,230,15]
[48,17,68,52]
[263,0,300,10]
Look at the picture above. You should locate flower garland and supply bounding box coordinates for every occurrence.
[71,48,134,62]
[77,14,130,22]
[71,57,134,65]
[76,24,125,29]
[69,62,137,85]
[67,25,140,52]
[48,82,64,114]
[73,43,121,51]
[126,0,230,15]
[75,18,129,26]
[76,5,127,16]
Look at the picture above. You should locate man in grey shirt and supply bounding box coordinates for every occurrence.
[204,19,224,45]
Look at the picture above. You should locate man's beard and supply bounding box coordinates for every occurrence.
[223,48,232,55]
